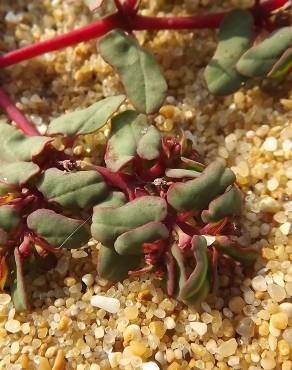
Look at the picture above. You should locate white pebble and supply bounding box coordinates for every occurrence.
[279,302,292,318]
[90,295,120,314]
[0,294,11,305]
[279,222,291,236]
[82,274,94,287]
[267,177,279,191]
[263,137,278,152]
[190,322,208,336]
[217,338,238,357]
[164,317,176,330]
[5,319,21,333]
[251,276,267,292]
[142,362,160,370]
[267,283,286,302]
[155,351,166,365]
[202,235,216,246]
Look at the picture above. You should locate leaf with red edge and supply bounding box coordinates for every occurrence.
[10,248,30,312]
[137,125,161,160]
[37,168,109,209]
[0,123,51,163]
[167,161,236,212]
[47,95,125,137]
[0,161,40,186]
[105,110,148,171]
[201,185,243,223]
[98,245,141,281]
[99,30,167,114]
[114,221,169,256]
[268,47,292,79]
[27,209,90,249]
[91,196,167,246]
[165,168,201,179]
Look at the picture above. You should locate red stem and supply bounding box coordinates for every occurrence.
[0,88,39,136]
[0,0,288,69]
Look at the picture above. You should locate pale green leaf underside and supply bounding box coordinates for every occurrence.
[47,95,125,137]
[37,168,108,209]
[137,125,161,160]
[204,9,254,95]
[0,123,51,163]
[0,205,21,231]
[27,209,90,249]
[237,27,292,77]
[0,161,40,186]
[11,248,30,312]
[105,110,148,171]
[99,29,167,114]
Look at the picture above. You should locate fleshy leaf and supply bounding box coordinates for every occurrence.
[37,168,108,209]
[11,248,30,312]
[268,47,292,78]
[0,229,8,245]
[167,161,236,212]
[93,191,127,209]
[179,236,209,302]
[98,30,167,114]
[0,183,11,196]
[204,9,254,95]
[105,110,148,171]
[98,245,141,281]
[0,123,51,163]
[215,236,257,264]
[0,205,21,232]
[236,27,292,77]
[47,95,125,137]
[91,196,167,246]
[114,221,169,255]
[137,126,161,160]
[201,185,243,223]
[0,161,40,186]
[170,243,187,295]
[27,209,90,249]
[165,168,201,179]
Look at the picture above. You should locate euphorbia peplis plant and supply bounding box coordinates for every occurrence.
[0,96,257,310]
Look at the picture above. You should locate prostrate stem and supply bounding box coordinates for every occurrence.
[0,88,39,136]
[0,0,288,69]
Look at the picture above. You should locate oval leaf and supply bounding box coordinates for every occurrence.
[98,30,167,114]
[91,196,167,246]
[165,168,201,179]
[98,245,141,281]
[114,221,169,256]
[27,209,90,249]
[37,168,108,209]
[93,191,127,209]
[167,161,236,212]
[0,205,21,232]
[0,123,51,163]
[47,95,125,137]
[105,110,148,171]
[237,27,292,77]
[201,185,243,223]
[204,9,254,95]
[137,125,161,160]
[0,161,40,186]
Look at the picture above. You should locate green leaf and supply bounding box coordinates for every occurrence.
[0,205,21,232]
[237,27,292,77]
[204,9,254,95]
[0,123,51,163]
[11,248,30,312]
[98,245,141,281]
[215,236,257,264]
[99,30,167,114]
[27,209,90,249]
[137,126,161,160]
[170,243,187,295]
[47,95,125,137]
[0,161,40,186]
[268,47,292,79]
[105,110,148,171]
[179,236,209,302]
[0,183,12,196]
[167,161,236,212]
[91,196,167,246]
[37,168,108,209]
[201,185,243,223]
[114,221,169,255]
[93,191,127,209]
[165,168,201,179]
